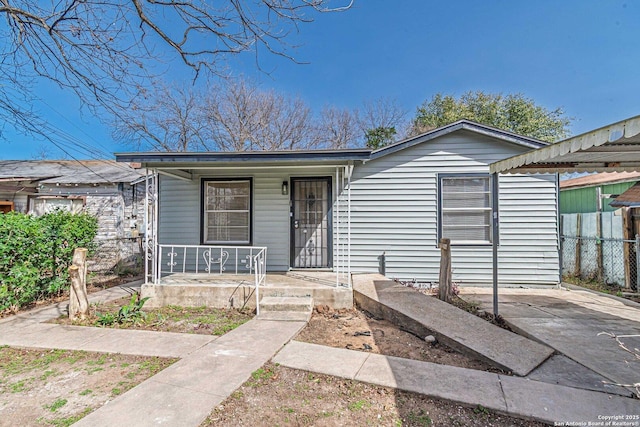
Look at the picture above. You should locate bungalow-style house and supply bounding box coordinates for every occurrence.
[116,120,560,308]
[0,160,145,271]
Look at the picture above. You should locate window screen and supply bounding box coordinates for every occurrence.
[203,180,251,244]
[440,175,492,244]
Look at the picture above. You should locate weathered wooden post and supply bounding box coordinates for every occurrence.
[69,248,89,319]
[438,238,452,302]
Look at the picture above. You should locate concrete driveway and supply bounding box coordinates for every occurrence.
[459,286,640,391]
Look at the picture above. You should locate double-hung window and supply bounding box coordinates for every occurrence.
[203,179,252,244]
[438,174,493,245]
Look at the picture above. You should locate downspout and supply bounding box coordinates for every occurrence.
[492,172,500,317]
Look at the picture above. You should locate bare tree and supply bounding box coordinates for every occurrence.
[0,0,353,140]
[354,97,408,148]
[318,106,360,148]
[357,97,408,135]
[204,78,319,151]
[115,79,415,152]
[114,84,212,152]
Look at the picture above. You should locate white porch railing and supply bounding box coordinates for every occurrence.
[156,244,267,314]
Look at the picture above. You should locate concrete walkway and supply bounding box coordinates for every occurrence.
[3,279,640,425]
[0,283,306,427]
[459,286,640,389]
[274,340,640,425]
[74,319,305,427]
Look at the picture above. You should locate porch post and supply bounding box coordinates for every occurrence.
[335,167,340,287]
[492,172,499,317]
[347,163,353,287]
[152,171,159,285]
[144,170,149,283]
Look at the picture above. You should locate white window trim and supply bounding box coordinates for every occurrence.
[438,173,493,246]
[202,178,252,245]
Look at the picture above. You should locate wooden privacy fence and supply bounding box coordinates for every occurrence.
[560,211,638,289]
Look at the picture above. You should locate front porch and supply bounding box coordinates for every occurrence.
[141,271,353,310]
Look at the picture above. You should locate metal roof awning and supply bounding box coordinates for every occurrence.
[115,149,371,167]
[490,115,640,174]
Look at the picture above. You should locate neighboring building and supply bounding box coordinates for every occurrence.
[0,160,145,271]
[117,120,560,286]
[559,172,640,214]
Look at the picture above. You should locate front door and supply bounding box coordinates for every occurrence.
[290,177,332,268]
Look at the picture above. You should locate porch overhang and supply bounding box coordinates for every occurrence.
[116,149,371,168]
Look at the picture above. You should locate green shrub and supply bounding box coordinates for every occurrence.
[0,210,98,312]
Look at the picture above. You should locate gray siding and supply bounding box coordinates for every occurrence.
[158,167,338,271]
[345,131,559,285]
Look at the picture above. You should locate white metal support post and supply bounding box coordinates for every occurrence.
[347,163,353,288]
[153,171,159,285]
[335,167,340,288]
[491,172,500,317]
[144,170,149,283]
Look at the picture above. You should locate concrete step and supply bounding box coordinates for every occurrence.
[256,311,312,322]
[259,296,313,313]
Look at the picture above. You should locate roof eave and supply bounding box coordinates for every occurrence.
[115,149,372,166]
[370,120,548,160]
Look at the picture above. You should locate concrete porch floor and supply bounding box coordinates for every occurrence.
[142,271,353,309]
[158,271,349,288]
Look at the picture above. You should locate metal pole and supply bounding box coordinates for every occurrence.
[556,173,562,286]
[347,163,353,288]
[492,172,499,317]
[153,172,159,285]
[144,170,149,283]
[636,234,640,292]
[335,167,340,288]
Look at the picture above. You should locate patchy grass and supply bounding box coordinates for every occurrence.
[52,298,253,335]
[0,347,176,426]
[45,398,68,412]
[563,275,623,294]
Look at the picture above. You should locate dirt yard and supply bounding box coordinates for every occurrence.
[206,307,543,427]
[0,347,175,427]
[4,294,544,426]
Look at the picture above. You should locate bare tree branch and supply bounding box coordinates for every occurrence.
[0,0,352,141]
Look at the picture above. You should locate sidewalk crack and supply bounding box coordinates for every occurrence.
[497,375,508,412]
[353,354,370,380]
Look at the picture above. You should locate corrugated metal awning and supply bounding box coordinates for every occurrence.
[490,115,640,174]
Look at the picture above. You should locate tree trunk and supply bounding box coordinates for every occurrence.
[438,238,452,303]
[69,248,89,320]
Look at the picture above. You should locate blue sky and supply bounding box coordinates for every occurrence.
[2,0,639,159]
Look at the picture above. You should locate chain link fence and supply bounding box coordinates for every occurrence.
[561,235,638,289]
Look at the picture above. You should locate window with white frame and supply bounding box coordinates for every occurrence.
[438,174,492,244]
[202,179,251,244]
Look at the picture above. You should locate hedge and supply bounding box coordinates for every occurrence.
[0,210,98,312]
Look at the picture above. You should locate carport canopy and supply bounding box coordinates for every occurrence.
[491,115,640,175]
[487,115,640,317]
